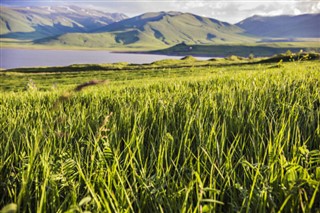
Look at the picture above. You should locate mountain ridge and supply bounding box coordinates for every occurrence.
[236,13,320,38]
[1,6,319,50]
[38,11,257,48]
[0,6,128,40]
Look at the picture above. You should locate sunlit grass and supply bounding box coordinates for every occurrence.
[0,60,319,212]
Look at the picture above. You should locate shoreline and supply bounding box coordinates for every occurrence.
[113,50,219,58]
[0,41,158,52]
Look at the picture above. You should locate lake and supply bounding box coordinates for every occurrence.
[0,48,210,69]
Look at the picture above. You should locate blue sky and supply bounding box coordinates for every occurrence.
[1,0,319,23]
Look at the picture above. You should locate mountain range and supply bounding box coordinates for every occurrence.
[0,6,127,40]
[1,6,319,49]
[38,11,257,49]
[236,13,320,38]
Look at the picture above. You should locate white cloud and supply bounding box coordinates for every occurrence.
[294,8,302,15]
[163,0,319,23]
[2,0,319,23]
[185,1,206,9]
[296,0,320,13]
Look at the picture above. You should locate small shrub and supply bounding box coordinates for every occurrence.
[25,79,37,91]
[248,53,254,60]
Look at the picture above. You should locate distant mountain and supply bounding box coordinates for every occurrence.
[4,7,319,49]
[0,6,127,40]
[39,11,256,48]
[95,11,256,44]
[236,14,320,38]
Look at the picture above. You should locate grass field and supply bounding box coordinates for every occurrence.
[0,58,320,212]
[149,42,320,57]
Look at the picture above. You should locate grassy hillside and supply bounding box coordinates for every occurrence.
[0,60,319,212]
[147,42,320,57]
[97,12,256,44]
[0,6,127,40]
[0,7,35,35]
[37,12,257,49]
[36,31,167,50]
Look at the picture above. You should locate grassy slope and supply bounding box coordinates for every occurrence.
[148,42,320,57]
[0,7,68,40]
[142,14,250,44]
[0,60,319,212]
[0,7,34,35]
[37,31,167,50]
[0,6,128,41]
[37,12,257,49]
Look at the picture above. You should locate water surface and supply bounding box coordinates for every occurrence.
[0,48,209,69]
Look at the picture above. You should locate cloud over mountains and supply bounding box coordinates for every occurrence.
[1,0,319,23]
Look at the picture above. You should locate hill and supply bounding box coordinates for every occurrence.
[95,11,256,44]
[0,6,127,40]
[37,11,257,49]
[146,42,320,57]
[3,8,319,50]
[236,13,320,38]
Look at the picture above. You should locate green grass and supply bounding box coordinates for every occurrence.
[1,60,320,212]
[150,42,320,57]
[0,38,165,52]
[35,31,168,50]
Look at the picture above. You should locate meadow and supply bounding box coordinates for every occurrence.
[0,57,320,212]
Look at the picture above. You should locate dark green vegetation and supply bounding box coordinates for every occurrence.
[1,58,320,212]
[148,43,320,57]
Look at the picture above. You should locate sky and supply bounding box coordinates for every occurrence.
[1,0,319,23]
